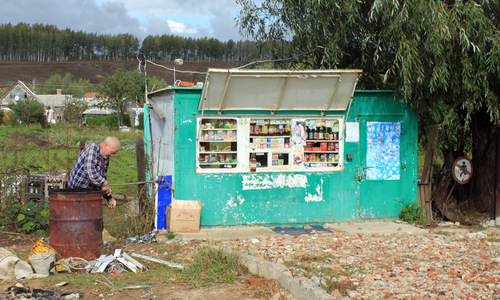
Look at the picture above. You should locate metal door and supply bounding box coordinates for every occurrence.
[357,116,410,219]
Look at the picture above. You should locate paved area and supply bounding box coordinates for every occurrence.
[161,221,500,299]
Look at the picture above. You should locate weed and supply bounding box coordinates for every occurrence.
[399,202,426,225]
[166,232,175,240]
[298,254,332,262]
[321,275,357,296]
[179,246,247,286]
[11,201,49,235]
[284,261,315,274]
[488,238,500,243]
[436,231,450,235]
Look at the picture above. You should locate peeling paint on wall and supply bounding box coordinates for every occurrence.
[220,192,247,224]
[305,179,324,202]
[242,174,308,190]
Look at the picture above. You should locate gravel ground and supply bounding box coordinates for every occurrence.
[212,224,500,299]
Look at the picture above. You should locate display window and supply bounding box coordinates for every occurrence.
[197,118,238,170]
[196,116,343,173]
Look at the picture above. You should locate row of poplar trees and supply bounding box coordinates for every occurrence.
[0,22,264,63]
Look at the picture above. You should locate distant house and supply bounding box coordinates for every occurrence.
[0,81,71,123]
[0,80,37,107]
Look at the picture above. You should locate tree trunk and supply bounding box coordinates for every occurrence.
[470,110,498,218]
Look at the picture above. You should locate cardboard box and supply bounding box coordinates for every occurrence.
[166,200,202,233]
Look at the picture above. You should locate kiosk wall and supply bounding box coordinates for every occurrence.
[147,69,418,227]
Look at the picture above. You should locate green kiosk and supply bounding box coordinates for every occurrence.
[146,69,418,228]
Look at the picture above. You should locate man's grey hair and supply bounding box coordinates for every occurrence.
[104,136,120,149]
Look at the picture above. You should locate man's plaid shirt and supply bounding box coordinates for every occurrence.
[67,143,109,189]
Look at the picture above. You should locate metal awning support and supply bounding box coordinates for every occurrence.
[217,71,232,113]
[325,75,342,110]
[274,72,291,112]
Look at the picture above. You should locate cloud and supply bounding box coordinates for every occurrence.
[2,0,246,41]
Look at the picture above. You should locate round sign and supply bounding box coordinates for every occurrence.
[452,156,473,184]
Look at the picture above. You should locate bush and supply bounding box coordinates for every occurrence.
[9,99,46,125]
[85,113,119,129]
[399,202,425,225]
[0,109,3,124]
[85,113,132,129]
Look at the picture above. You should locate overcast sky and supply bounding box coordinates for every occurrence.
[2,0,250,41]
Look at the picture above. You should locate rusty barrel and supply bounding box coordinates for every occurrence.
[49,188,103,260]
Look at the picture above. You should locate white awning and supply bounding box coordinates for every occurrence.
[198,69,362,112]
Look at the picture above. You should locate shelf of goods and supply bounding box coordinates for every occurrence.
[199,118,238,169]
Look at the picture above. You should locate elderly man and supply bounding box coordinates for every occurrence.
[67,136,120,208]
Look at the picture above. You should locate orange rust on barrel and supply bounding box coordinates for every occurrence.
[49,188,103,260]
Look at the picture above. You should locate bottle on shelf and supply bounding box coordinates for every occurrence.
[308,126,313,140]
[250,154,257,172]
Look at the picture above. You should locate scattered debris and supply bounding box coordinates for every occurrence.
[125,231,158,244]
[131,252,184,270]
[55,282,68,287]
[102,228,117,242]
[437,221,460,227]
[1,284,83,300]
[273,225,332,235]
[0,247,35,280]
[122,285,153,290]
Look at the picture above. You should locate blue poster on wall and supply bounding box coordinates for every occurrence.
[366,122,401,180]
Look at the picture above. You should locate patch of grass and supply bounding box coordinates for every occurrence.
[284,261,315,275]
[436,231,450,235]
[178,246,247,287]
[283,262,359,295]
[166,232,176,240]
[39,264,179,296]
[487,238,500,243]
[298,254,333,262]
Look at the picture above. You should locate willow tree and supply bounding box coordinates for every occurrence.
[237,0,500,215]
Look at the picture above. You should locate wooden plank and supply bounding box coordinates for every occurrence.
[148,99,166,120]
[423,184,430,219]
[417,183,432,219]
[135,137,147,215]
[421,125,439,184]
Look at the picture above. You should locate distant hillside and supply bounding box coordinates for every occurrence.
[0,60,235,93]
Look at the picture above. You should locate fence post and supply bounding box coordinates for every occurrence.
[135,137,147,215]
[79,141,85,152]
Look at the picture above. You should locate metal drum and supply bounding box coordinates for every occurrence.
[49,188,103,260]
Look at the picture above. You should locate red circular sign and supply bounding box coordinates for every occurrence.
[452,156,473,184]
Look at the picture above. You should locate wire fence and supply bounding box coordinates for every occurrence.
[0,135,140,204]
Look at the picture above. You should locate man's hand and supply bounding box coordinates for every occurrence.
[107,199,116,209]
[102,184,111,196]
